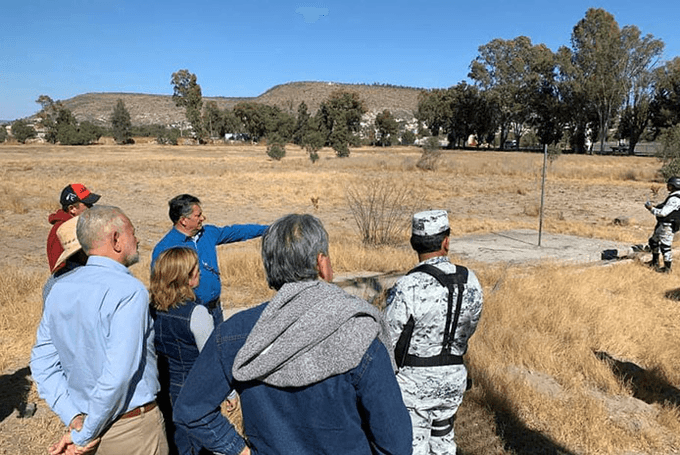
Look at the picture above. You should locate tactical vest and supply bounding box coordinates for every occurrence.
[657,193,680,232]
[394,263,468,368]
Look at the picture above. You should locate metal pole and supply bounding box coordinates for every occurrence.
[538,144,547,246]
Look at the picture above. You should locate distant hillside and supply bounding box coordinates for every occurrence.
[48,81,424,127]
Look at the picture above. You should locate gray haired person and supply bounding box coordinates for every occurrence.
[32,205,167,455]
[173,213,412,454]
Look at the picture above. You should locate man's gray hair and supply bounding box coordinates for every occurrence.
[261,214,329,291]
[77,205,128,254]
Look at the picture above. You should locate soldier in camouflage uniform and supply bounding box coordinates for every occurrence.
[384,210,483,455]
[645,176,680,273]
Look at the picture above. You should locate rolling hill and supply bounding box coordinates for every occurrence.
[51,81,424,127]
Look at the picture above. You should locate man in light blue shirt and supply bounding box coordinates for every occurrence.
[31,205,168,455]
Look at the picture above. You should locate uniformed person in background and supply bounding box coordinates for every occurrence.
[384,209,483,455]
[645,176,680,273]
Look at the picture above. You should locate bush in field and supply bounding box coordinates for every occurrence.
[156,128,181,145]
[266,135,286,161]
[346,179,419,246]
[416,136,442,171]
[401,130,416,145]
[0,124,7,143]
[11,120,37,143]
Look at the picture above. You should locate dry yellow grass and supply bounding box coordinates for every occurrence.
[1,142,678,454]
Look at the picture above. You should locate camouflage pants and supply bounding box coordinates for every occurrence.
[397,365,467,455]
[649,222,675,262]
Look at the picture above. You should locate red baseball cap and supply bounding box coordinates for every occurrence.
[60,183,101,208]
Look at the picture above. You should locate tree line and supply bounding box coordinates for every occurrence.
[8,7,680,168]
[418,7,680,161]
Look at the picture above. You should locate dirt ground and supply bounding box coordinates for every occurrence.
[0,144,670,454]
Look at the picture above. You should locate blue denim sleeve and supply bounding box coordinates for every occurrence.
[173,329,247,455]
[353,338,413,455]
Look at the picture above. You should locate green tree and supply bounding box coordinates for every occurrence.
[569,8,627,153]
[35,95,61,142]
[11,120,36,143]
[265,107,295,142]
[651,57,680,134]
[301,116,326,163]
[203,101,225,139]
[374,110,399,146]
[317,90,366,157]
[658,124,680,178]
[415,89,447,137]
[111,99,132,144]
[293,101,311,145]
[234,102,268,141]
[171,69,204,141]
[0,124,7,143]
[615,25,664,154]
[555,46,599,153]
[469,36,551,149]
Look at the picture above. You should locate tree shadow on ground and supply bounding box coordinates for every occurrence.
[0,366,34,422]
[456,373,575,455]
[595,351,680,408]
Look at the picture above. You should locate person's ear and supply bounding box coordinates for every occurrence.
[442,236,450,254]
[112,230,123,253]
[317,253,334,282]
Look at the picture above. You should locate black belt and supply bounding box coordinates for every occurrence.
[402,352,464,367]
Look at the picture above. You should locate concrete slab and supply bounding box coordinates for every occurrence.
[446,229,633,265]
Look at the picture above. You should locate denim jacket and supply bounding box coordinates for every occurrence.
[173,302,413,455]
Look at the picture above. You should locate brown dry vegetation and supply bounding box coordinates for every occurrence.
[1,143,679,454]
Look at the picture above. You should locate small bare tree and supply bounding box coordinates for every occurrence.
[346,179,420,245]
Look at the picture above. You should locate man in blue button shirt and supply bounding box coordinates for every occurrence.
[31,205,168,455]
[151,194,268,324]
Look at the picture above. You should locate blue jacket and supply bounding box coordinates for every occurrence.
[173,303,413,455]
[151,224,268,312]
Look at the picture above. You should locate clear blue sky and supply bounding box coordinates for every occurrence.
[2,0,679,121]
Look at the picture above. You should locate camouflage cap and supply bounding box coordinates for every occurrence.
[412,210,449,236]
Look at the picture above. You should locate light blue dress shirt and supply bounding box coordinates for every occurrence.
[30,256,160,447]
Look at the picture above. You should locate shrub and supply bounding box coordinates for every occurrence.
[266,138,286,161]
[416,137,442,171]
[346,179,420,246]
[157,128,181,145]
[333,141,350,158]
[401,130,416,146]
[0,125,7,143]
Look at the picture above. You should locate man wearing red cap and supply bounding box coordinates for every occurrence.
[46,183,101,273]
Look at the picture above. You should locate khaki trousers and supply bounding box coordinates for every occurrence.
[96,405,169,455]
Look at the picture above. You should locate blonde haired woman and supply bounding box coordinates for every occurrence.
[150,247,216,455]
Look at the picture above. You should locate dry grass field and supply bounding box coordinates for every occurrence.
[1,142,679,454]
